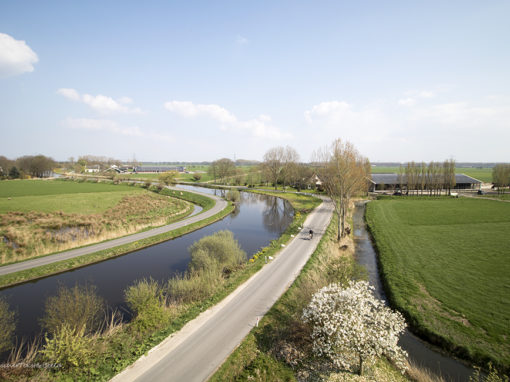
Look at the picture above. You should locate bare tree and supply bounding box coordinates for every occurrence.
[281,146,300,190]
[443,159,456,195]
[212,158,235,183]
[314,139,369,240]
[262,147,285,190]
[493,164,510,194]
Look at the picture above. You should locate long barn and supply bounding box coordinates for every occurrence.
[369,173,482,192]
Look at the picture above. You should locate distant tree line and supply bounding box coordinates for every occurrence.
[0,155,56,179]
[394,160,457,196]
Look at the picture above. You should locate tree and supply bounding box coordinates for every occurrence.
[281,146,300,190]
[0,156,14,178]
[314,139,370,240]
[211,158,235,183]
[302,281,407,376]
[192,173,202,181]
[493,164,510,194]
[9,166,20,179]
[159,171,178,186]
[263,146,285,190]
[443,159,456,195]
[17,155,56,178]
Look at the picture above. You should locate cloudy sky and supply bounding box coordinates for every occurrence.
[1,1,509,162]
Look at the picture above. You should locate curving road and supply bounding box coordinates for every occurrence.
[110,197,333,382]
[0,187,227,277]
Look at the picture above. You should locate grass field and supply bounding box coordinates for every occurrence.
[0,180,192,263]
[0,179,137,198]
[370,166,493,183]
[366,197,510,370]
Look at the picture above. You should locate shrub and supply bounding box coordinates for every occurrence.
[166,270,222,304]
[226,189,241,203]
[41,284,104,335]
[188,230,246,275]
[41,323,93,368]
[302,280,407,376]
[125,278,166,331]
[0,297,16,353]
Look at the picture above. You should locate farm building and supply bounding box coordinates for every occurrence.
[134,166,186,173]
[369,173,482,192]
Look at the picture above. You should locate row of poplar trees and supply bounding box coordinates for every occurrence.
[397,160,456,196]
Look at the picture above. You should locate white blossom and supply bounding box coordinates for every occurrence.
[302,280,408,375]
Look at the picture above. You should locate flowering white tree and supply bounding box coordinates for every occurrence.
[302,280,407,375]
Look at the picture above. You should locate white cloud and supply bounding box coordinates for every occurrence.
[57,88,143,114]
[305,96,510,161]
[64,118,174,142]
[398,97,416,106]
[57,88,80,101]
[236,35,249,45]
[399,90,436,107]
[304,101,389,145]
[64,118,143,136]
[0,33,38,78]
[164,100,291,139]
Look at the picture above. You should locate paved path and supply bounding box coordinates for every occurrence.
[0,188,227,277]
[110,197,333,382]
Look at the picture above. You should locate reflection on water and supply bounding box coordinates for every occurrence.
[262,194,294,234]
[0,187,292,345]
[353,202,474,382]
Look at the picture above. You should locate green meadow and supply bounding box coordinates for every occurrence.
[366,197,510,370]
[0,180,145,214]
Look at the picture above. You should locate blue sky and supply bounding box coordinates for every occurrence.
[1,1,509,162]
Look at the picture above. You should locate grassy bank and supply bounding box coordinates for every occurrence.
[1,191,321,381]
[0,186,227,289]
[365,197,510,372]
[211,204,411,382]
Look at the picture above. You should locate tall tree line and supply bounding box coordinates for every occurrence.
[0,155,56,179]
[399,160,457,196]
[492,164,510,194]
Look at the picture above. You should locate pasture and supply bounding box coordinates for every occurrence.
[366,197,510,369]
[0,179,192,263]
[0,180,144,214]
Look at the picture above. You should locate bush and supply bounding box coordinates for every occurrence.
[0,297,16,353]
[226,189,241,203]
[41,323,93,368]
[125,278,166,331]
[188,230,246,275]
[166,270,222,304]
[41,284,104,335]
[302,281,407,376]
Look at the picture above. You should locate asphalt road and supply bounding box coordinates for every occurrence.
[110,197,333,382]
[0,187,227,277]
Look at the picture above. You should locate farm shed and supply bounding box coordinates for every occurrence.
[134,166,186,173]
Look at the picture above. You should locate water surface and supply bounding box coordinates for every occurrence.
[0,187,292,343]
